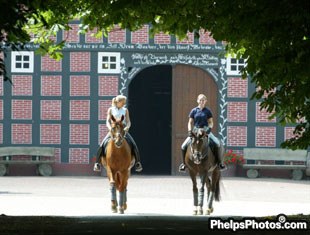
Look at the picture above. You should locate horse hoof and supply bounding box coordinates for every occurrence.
[198,209,203,215]
[205,208,213,215]
[193,210,198,215]
[118,208,124,214]
[111,207,117,213]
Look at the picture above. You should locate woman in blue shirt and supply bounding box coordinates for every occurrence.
[179,94,226,172]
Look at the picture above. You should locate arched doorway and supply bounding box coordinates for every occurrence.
[128,64,218,175]
[128,65,172,175]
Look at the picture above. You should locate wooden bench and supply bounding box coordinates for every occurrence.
[0,146,55,176]
[243,148,309,180]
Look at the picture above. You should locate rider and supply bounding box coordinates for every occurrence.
[93,95,143,172]
[178,94,226,173]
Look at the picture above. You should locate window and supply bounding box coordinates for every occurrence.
[98,52,120,74]
[11,51,34,73]
[226,57,246,75]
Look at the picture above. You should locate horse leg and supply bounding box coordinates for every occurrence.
[190,172,199,215]
[117,171,129,214]
[198,174,207,215]
[110,182,117,213]
[205,170,220,215]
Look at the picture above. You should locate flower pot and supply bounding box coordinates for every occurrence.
[221,164,237,177]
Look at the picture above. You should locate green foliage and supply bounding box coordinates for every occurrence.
[1,0,309,149]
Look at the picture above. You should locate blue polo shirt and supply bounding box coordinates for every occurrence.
[189,107,212,128]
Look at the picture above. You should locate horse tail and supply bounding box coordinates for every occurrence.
[115,171,122,191]
[214,173,221,201]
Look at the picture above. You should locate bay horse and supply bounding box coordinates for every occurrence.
[185,128,222,215]
[100,114,134,214]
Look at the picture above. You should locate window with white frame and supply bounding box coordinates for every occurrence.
[11,51,34,73]
[98,52,120,74]
[226,57,246,75]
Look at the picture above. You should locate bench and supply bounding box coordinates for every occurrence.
[243,148,309,180]
[0,146,55,176]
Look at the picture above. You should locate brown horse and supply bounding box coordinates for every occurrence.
[100,114,134,214]
[185,128,221,215]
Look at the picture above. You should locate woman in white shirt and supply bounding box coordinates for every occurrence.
[94,95,143,172]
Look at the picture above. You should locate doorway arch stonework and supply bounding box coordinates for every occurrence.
[120,53,227,175]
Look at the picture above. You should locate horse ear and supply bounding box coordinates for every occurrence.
[111,115,116,122]
[120,115,124,122]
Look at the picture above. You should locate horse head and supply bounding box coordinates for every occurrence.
[189,128,208,164]
[110,114,126,148]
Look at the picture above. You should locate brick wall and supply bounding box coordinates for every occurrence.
[131,25,149,44]
[108,25,126,43]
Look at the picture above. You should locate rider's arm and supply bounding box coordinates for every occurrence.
[124,109,131,131]
[207,117,214,129]
[106,108,112,131]
[188,118,194,131]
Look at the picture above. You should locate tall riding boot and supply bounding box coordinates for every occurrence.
[126,133,143,172]
[93,145,103,172]
[215,145,227,171]
[178,148,187,173]
[93,136,109,172]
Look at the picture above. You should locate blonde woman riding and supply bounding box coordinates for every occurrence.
[94,95,143,172]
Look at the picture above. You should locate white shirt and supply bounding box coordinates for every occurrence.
[110,106,127,125]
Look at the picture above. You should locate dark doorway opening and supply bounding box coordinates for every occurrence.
[128,65,172,175]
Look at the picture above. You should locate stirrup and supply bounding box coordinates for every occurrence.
[93,163,101,172]
[178,163,186,173]
[135,162,143,172]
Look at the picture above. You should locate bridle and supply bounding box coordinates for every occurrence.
[110,115,127,148]
[189,128,208,164]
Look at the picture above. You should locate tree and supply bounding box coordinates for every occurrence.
[1,0,309,149]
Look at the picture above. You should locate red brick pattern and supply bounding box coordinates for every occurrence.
[41,76,62,96]
[131,25,149,44]
[63,24,80,43]
[12,100,32,120]
[85,28,103,43]
[199,30,216,45]
[227,102,247,122]
[70,75,90,96]
[256,102,276,123]
[255,127,276,147]
[98,76,118,96]
[98,100,111,120]
[284,127,296,140]
[69,148,89,164]
[98,124,109,145]
[176,32,194,44]
[108,25,126,43]
[70,52,90,72]
[70,124,89,145]
[41,55,62,71]
[227,77,248,98]
[154,32,171,44]
[12,124,32,144]
[12,75,32,96]
[41,100,61,120]
[70,100,90,120]
[227,126,247,146]
[40,124,61,144]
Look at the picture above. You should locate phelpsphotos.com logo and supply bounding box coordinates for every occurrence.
[209,214,309,231]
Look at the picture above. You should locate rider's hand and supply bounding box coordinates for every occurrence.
[188,130,194,137]
[204,126,211,134]
[124,126,129,132]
